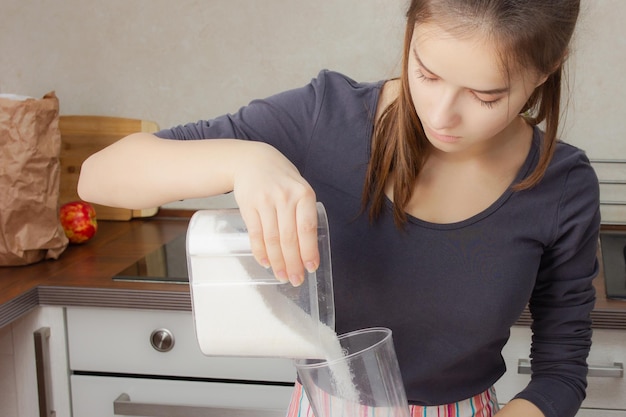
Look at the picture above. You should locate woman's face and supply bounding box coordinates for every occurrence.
[408,22,545,155]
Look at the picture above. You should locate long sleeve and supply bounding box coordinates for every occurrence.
[514,149,600,417]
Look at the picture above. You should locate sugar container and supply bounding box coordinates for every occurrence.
[187,202,334,359]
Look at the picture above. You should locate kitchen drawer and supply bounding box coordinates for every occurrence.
[71,374,294,417]
[66,307,296,382]
[495,326,626,412]
[576,410,626,417]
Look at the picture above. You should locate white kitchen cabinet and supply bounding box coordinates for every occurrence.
[576,411,626,417]
[495,326,626,416]
[0,306,71,417]
[71,374,294,417]
[0,323,18,417]
[66,306,297,417]
[66,306,296,381]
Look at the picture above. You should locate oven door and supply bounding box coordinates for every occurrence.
[71,374,294,417]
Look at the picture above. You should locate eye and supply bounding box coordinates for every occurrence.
[415,68,438,83]
[472,94,501,109]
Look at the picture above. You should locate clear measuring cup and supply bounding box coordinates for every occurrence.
[295,327,410,417]
[187,202,334,359]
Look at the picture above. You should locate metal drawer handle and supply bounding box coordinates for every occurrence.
[113,393,286,417]
[34,327,56,417]
[517,359,624,378]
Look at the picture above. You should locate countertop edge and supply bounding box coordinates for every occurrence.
[37,285,192,311]
[0,285,192,329]
[0,288,39,329]
[2,284,625,330]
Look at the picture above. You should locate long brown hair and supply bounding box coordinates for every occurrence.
[362,0,580,226]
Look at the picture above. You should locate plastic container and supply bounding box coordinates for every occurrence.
[295,327,410,417]
[187,202,334,359]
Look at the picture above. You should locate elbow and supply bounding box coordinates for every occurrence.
[76,132,145,205]
[76,154,100,204]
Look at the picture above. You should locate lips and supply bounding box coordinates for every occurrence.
[423,125,461,144]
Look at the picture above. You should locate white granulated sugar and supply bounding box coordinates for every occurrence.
[192,255,333,357]
[191,254,360,402]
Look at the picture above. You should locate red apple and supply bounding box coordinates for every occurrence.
[59,201,98,244]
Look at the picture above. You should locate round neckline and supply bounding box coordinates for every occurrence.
[384,127,541,230]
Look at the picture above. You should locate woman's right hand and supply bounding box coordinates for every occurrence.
[232,141,319,287]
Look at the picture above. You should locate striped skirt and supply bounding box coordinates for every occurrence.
[285,381,500,417]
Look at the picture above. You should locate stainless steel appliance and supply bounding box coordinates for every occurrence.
[600,231,626,300]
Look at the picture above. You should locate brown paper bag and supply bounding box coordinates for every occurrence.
[0,92,69,266]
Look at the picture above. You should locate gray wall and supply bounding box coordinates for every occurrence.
[2,0,624,209]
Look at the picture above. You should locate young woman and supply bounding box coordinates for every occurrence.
[78,1,599,416]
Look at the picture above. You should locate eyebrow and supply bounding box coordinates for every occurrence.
[413,48,510,95]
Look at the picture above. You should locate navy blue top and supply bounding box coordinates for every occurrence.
[157,70,600,417]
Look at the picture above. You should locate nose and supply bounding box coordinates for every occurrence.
[428,89,460,130]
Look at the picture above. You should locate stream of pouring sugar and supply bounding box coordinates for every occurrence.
[190,254,360,402]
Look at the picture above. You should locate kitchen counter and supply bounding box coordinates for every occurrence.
[1,212,625,329]
[0,213,191,329]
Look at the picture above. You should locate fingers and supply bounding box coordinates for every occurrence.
[295,199,320,275]
[255,206,292,284]
[276,197,320,286]
[241,208,274,272]
[231,142,320,286]
[241,199,319,287]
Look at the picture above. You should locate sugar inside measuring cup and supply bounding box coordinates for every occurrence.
[187,202,334,359]
[295,327,410,417]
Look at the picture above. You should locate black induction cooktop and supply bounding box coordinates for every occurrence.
[113,234,189,284]
[599,230,626,300]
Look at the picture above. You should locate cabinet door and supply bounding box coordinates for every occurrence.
[583,328,626,410]
[495,326,626,415]
[576,410,626,417]
[66,306,296,382]
[10,306,71,417]
[71,374,294,417]
[0,323,18,417]
[493,326,532,404]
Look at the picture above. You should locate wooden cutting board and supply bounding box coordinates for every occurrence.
[59,115,160,220]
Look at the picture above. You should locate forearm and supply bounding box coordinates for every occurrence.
[77,133,252,209]
[496,399,544,417]
[79,130,319,284]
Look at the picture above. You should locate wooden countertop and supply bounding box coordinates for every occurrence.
[1,212,625,329]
